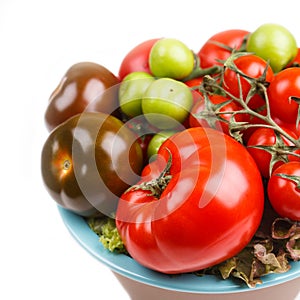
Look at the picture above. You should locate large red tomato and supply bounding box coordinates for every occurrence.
[116,127,264,274]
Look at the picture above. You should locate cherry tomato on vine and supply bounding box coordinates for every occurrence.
[189,94,244,136]
[197,29,249,68]
[247,127,299,178]
[222,54,274,113]
[268,161,300,221]
[268,67,300,124]
[118,38,160,80]
[116,127,264,274]
[247,23,298,73]
[149,38,194,80]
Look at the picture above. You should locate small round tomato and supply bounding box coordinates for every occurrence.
[247,127,299,178]
[189,94,244,136]
[197,29,249,68]
[246,23,298,73]
[268,161,300,221]
[142,78,193,129]
[119,71,155,118]
[147,130,177,159]
[118,38,160,80]
[149,38,194,80]
[222,54,274,113]
[268,67,300,124]
[41,112,143,217]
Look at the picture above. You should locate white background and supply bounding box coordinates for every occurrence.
[1,0,300,299]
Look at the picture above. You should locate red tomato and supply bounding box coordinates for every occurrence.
[197,29,249,68]
[222,54,274,114]
[247,127,300,178]
[116,127,264,274]
[268,67,300,124]
[287,47,300,67]
[268,162,300,221]
[189,94,244,136]
[118,38,160,80]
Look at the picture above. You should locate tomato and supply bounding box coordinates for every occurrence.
[41,112,143,217]
[223,54,274,112]
[116,127,264,274]
[246,23,298,73]
[268,161,300,221]
[286,48,300,67]
[119,71,155,118]
[118,38,160,80]
[44,62,120,132]
[147,130,177,159]
[189,94,244,136]
[197,29,249,68]
[142,78,193,129]
[149,38,194,80]
[247,127,300,178]
[268,67,300,124]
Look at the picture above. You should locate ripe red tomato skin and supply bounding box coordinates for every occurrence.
[189,94,244,136]
[118,38,160,80]
[247,127,299,178]
[268,67,300,124]
[116,127,264,274]
[223,54,274,110]
[268,162,300,221]
[197,29,249,68]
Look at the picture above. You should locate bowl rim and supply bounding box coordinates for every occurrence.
[58,206,300,294]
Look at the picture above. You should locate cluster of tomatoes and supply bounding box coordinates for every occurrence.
[41,23,300,275]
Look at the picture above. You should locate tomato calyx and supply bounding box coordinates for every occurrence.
[125,148,173,198]
[275,173,300,190]
[198,54,300,149]
[248,131,300,177]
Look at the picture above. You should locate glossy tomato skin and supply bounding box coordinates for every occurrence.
[41,112,143,217]
[197,29,249,68]
[223,54,274,111]
[118,38,160,80]
[268,162,300,221]
[45,62,120,132]
[189,94,244,136]
[247,127,299,178]
[268,67,300,124]
[116,127,264,274]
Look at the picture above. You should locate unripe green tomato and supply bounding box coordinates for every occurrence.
[246,23,298,73]
[119,71,155,117]
[142,77,193,129]
[149,38,194,79]
[147,130,177,159]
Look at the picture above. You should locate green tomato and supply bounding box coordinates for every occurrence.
[142,77,193,129]
[246,23,298,73]
[119,71,155,117]
[147,130,177,159]
[149,38,194,79]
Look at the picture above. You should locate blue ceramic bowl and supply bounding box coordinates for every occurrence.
[58,206,300,294]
